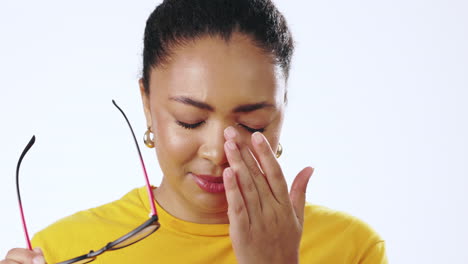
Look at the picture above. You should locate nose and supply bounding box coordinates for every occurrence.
[198,123,228,167]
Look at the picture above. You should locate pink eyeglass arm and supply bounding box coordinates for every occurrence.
[139,154,158,216]
[18,196,32,250]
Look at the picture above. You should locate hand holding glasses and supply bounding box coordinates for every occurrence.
[13,100,160,264]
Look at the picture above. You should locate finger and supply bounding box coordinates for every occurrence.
[224,139,262,220]
[251,132,289,204]
[32,248,42,255]
[32,248,45,264]
[238,146,275,209]
[289,167,314,224]
[225,127,274,209]
[223,167,249,230]
[4,248,45,264]
[0,260,21,264]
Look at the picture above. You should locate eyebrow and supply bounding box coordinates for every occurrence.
[169,96,275,113]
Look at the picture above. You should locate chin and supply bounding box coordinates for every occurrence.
[191,189,229,212]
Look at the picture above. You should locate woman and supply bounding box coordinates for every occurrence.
[2,0,387,263]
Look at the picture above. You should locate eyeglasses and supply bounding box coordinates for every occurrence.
[16,100,160,264]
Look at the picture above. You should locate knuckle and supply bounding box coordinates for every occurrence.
[246,161,259,174]
[231,204,245,215]
[243,181,256,193]
[5,248,19,258]
[247,163,264,179]
[5,248,35,262]
[272,170,284,181]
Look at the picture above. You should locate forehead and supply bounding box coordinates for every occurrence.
[150,33,285,107]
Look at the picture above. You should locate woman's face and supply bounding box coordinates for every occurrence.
[140,33,286,221]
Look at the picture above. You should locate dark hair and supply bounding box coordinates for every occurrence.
[141,0,294,95]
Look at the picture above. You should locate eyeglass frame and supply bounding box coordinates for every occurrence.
[15,99,160,264]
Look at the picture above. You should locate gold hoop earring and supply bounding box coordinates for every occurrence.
[276,143,283,158]
[144,127,155,148]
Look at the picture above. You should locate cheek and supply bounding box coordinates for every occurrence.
[265,116,283,152]
[266,129,281,149]
[153,114,199,172]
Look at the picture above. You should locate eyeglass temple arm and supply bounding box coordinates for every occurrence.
[112,100,158,216]
[16,135,36,250]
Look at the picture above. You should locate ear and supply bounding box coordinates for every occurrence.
[139,78,152,129]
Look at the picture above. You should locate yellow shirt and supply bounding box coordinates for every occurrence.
[32,186,388,263]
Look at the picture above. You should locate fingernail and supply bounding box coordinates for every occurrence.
[306,167,314,186]
[33,247,43,255]
[224,126,236,139]
[223,167,233,178]
[33,256,45,264]
[252,132,263,145]
[226,140,236,150]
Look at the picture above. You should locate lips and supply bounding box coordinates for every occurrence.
[190,173,225,193]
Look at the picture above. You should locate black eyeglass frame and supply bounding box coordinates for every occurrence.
[16,100,160,264]
[56,215,159,264]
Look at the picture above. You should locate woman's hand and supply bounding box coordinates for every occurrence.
[1,248,46,264]
[223,126,314,264]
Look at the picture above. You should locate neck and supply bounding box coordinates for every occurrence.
[153,180,230,224]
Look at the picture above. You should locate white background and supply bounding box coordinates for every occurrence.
[1,0,467,263]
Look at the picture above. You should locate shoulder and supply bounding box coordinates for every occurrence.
[303,203,382,240]
[301,203,388,263]
[31,186,148,263]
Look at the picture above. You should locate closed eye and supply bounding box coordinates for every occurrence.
[238,123,265,133]
[176,120,205,129]
[176,121,265,133]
